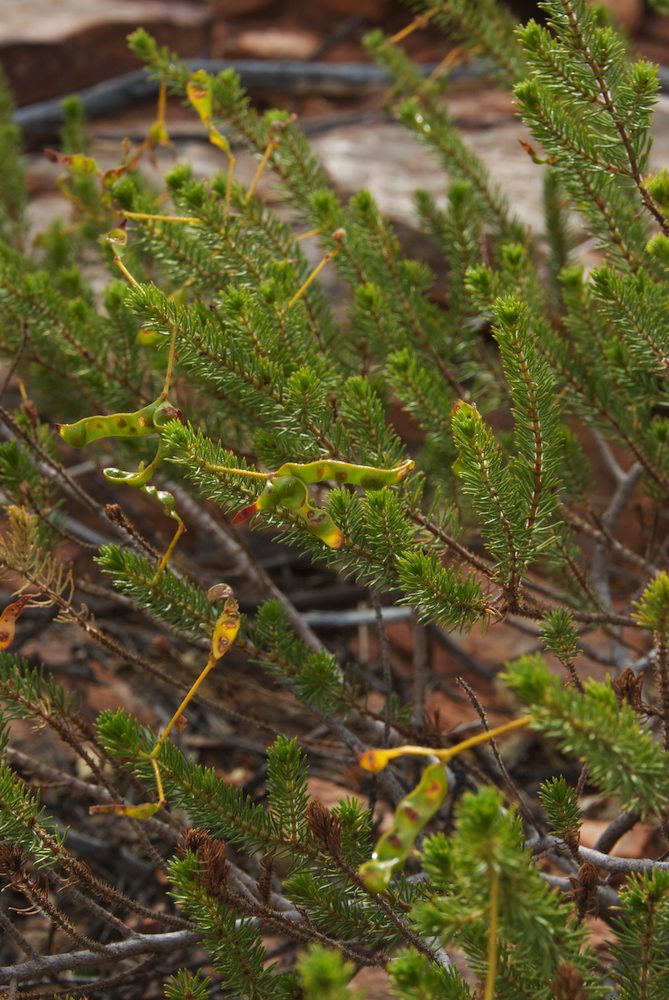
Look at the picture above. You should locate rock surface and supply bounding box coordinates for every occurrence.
[0,0,212,105]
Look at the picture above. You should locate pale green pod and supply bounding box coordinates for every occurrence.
[255,476,343,548]
[232,475,344,549]
[277,458,414,489]
[358,761,448,893]
[57,398,178,447]
[152,400,182,428]
[104,440,163,488]
[300,502,343,549]
[186,71,213,124]
[256,475,309,513]
[143,485,180,522]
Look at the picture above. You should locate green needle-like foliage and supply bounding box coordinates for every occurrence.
[0,68,25,249]
[2,0,669,993]
[297,946,357,1000]
[412,787,603,998]
[539,609,580,667]
[503,655,669,815]
[169,849,296,998]
[633,572,669,636]
[0,653,77,723]
[538,775,582,848]
[164,969,212,1000]
[611,869,669,999]
[389,950,472,1000]
[96,544,216,638]
[0,761,64,869]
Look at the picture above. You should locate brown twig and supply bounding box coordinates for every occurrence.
[0,930,200,986]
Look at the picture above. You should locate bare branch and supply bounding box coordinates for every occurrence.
[0,930,200,986]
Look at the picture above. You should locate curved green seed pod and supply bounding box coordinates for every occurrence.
[301,503,343,549]
[57,398,180,447]
[210,591,241,660]
[277,458,414,489]
[187,71,212,125]
[105,224,128,254]
[137,328,160,346]
[231,476,307,522]
[152,400,182,428]
[237,476,343,548]
[143,485,181,524]
[104,442,164,488]
[44,149,100,175]
[256,475,309,512]
[90,800,162,819]
[186,70,232,157]
[225,458,411,548]
[358,761,448,893]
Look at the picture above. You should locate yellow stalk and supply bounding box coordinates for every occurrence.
[113,257,139,288]
[149,755,166,809]
[287,248,339,310]
[224,154,236,221]
[202,459,270,481]
[246,138,278,202]
[484,869,500,1000]
[359,716,534,772]
[157,81,167,131]
[160,328,178,400]
[151,653,218,757]
[149,518,186,587]
[294,226,322,242]
[384,9,437,48]
[422,46,468,88]
[123,211,202,225]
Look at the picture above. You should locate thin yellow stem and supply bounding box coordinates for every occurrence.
[384,9,437,47]
[113,257,139,287]
[149,518,186,587]
[440,715,533,761]
[359,716,534,773]
[160,327,178,400]
[246,139,278,202]
[202,459,270,481]
[123,211,202,225]
[151,654,217,757]
[422,46,467,88]
[484,869,500,1000]
[287,249,339,310]
[224,154,236,221]
[294,226,322,242]
[157,81,167,131]
[149,754,166,808]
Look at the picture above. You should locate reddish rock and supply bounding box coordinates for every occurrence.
[209,0,276,15]
[231,26,322,60]
[316,0,389,17]
[580,820,657,858]
[588,0,644,33]
[0,1,212,106]
[350,968,393,999]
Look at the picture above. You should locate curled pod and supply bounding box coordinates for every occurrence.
[104,442,164,488]
[278,457,414,488]
[186,71,213,125]
[300,503,344,549]
[0,595,32,650]
[231,475,307,524]
[257,475,309,513]
[358,761,448,893]
[143,484,178,518]
[210,593,241,660]
[57,397,176,447]
[104,465,154,488]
